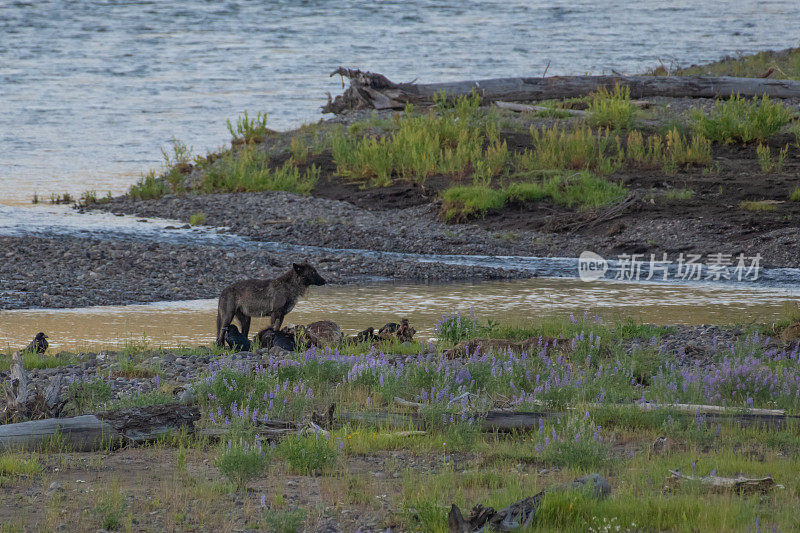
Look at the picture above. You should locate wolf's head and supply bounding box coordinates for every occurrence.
[293,263,327,286]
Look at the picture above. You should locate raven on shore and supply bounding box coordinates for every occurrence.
[25,332,48,354]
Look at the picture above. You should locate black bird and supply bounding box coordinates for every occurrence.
[224,324,252,352]
[25,332,48,354]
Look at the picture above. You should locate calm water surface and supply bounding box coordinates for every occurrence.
[2,0,800,205]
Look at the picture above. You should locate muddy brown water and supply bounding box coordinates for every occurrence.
[2,278,798,351]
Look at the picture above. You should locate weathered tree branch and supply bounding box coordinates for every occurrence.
[322,69,800,114]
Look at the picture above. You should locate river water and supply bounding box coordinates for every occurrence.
[3,0,800,205]
[2,278,799,350]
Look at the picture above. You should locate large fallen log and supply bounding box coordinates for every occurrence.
[323,69,800,114]
[0,403,200,452]
[388,398,792,429]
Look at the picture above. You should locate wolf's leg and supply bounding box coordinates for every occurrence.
[270,312,284,332]
[216,293,236,346]
[236,310,252,337]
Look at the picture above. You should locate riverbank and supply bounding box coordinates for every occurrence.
[2,314,799,531]
[84,51,800,271]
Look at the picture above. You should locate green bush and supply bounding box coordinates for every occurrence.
[66,378,112,413]
[95,489,126,530]
[227,111,270,145]
[215,438,270,491]
[588,84,636,130]
[189,212,207,226]
[201,146,318,194]
[441,172,626,222]
[129,171,169,200]
[277,434,339,475]
[440,185,506,221]
[332,94,509,186]
[524,125,623,175]
[434,310,482,343]
[690,94,794,143]
[756,143,788,172]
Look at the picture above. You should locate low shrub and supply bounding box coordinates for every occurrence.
[690,94,794,143]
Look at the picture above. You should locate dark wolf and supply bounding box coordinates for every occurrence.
[216,263,326,346]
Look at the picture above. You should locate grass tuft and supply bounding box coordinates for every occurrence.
[664,188,693,201]
[201,146,318,194]
[690,94,794,143]
[227,111,270,145]
[441,172,627,222]
[739,199,778,212]
[588,84,637,130]
[756,143,789,173]
[189,212,206,226]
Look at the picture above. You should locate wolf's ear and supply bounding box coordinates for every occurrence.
[293,263,303,273]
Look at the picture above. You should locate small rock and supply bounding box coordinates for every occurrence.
[48,481,63,491]
[564,473,611,498]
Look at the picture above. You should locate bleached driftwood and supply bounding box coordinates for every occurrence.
[0,403,200,452]
[495,101,587,117]
[666,470,777,494]
[323,69,800,114]
[2,351,66,423]
[390,397,791,429]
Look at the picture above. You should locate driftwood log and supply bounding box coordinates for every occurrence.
[665,470,776,495]
[2,351,66,423]
[323,69,800,114]
[0,403,200,452]
[387,397,793,430]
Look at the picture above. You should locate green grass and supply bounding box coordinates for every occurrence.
[588,84,637,130]
[439,185,507,221]
[0,453,41,478]
[200,145,319,194]
[215,437,270,491]
[690,94,795,143]
[522,124,623,175]
[65,378,112,414]
[739,199,778,212]
[673,47,800,79]
[331,93,509,187]
[95,486,127,530]
[189,212,206,226]
[129,170,169,200]
[790,187,800,202]
[0,351,77,371]
[664,188,693,200]
[227,111,270,145]
[756,143,789,173]
[277,434,339,475]
[440,171,627,222]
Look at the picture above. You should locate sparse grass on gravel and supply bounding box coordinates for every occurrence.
[673,47,800,79]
